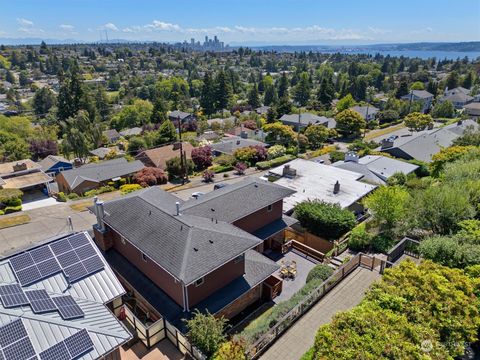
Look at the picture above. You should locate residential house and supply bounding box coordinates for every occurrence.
[206,116,236,129]
[0,231,131,360]
[266,158,377,215]
[102,129,121,144]
[92,178,296,334]
[463,103,480,118]
[210,137,266,156]
[135,142,195,169]
[255,105,271,115]
[56,158,144,194]
[332,152,418,185]
[119,127,143,137]
[89,146,124,160]
[377,119,479,162]
[0,159,52,195]
[168,110,195,123]
[38,155,73,176]
[438,87,473,109]
[279,113,336,130]
[401,90,434,113]
[349,105,379,122]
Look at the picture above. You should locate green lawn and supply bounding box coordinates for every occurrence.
[0,214,31,229]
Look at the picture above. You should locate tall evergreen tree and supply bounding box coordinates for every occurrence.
[317,77,335,108]
[293,72,311,106]
[151,97,168,123]
[200,72,216,115]
[214,70,232,111]
[277,72,289,98]
[247,83,261,108]
[263,84,277,106]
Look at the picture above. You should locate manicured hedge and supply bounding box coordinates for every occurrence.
[210,164,234,173]
[4,205,22,214]
[57,192,67,202]
[294,200,356,240]
[256,154,296,170]
[306,264,334,283]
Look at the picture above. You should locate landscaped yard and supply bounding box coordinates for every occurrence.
[0,214,31,229]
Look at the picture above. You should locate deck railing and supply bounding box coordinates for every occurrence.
[283,239,325,262]
[386,237,420,264]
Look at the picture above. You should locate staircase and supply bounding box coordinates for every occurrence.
[327,256,343,270]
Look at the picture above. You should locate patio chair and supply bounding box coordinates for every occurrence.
[280,267,290,278]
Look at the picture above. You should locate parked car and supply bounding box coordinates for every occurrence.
[213,183,228,190]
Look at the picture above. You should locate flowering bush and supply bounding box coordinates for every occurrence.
[192,146,213,170]
[133,167,168,187]
[234,162,248,175]
[267,145,286,160]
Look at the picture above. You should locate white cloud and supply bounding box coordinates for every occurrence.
[59,24,75,31]
[18,27,44,34]
[99,23,119,31]
[410,27,434,35]
[16,18,34,27]
[368,26,391,35]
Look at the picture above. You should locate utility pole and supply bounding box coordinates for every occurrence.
[408,89,413,114]
[297,108,301,154]
[177,116,186,185]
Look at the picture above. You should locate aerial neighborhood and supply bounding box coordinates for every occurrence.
[0,7,479,359]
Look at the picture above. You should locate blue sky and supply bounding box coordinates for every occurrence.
[1,0,479,44]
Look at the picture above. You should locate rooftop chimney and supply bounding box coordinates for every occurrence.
[236,139,241,145]
[13,162,27,172]
[333,181,340,194]
[176,201,181,216]
[282,164,297,178]
[345,151,359,163]
[457,119,463,126]
[381,139,394,150]
[94,199,105,232]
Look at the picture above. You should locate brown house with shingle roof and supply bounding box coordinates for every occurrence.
[135,142,194,169]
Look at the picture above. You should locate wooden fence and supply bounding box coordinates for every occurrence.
[283,239,325,262]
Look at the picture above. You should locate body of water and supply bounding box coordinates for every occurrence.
[317,49,480,60]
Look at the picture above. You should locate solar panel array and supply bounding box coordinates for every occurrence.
[8,233,104,286]
[0,284,29,308]
[0,319,36,360]
[52,295,85,320]
[25,290,57,314]
[39,329,93,360]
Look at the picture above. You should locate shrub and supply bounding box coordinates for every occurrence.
[134,167,168,186]
[0,210,4,216]
[67,193,80,200]
[0,189,23,205]
[120,184,143,194]
[215,154,236,167]
[329,151,345,163]
[223,173,229,178]
[214,339,247,360]
[267,144,286,160]
[203,170,215,182]
[4,205,22,214]
[306,264,334,283]
[191,146,213,170]
[165,156,194,180]
[234,162,248,175]
[210,164,234,173]
[294,200,356,240]
[57,192,67,202]
[186,310,227,357]
[5,197,22,206]
[84,186,114,197]
[234,145,267,165]
[256,154,295,170]
[348,223,372,251]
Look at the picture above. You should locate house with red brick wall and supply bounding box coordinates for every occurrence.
[91,178,296,335]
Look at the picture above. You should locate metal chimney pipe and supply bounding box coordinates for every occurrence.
[176,201,180,216]
[95,199,106,231]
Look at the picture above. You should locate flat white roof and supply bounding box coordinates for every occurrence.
[268,158,377,212]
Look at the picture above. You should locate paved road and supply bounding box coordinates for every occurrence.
[259,267,381,360]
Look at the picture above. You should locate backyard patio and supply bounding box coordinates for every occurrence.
[265,249,319,303]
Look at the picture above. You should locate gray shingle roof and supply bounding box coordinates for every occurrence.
[181,177,296,222]
[210,137,266,155]
[402,90,434,99]
[38,155,71,172]
[169,110,191,120]
[60,158,144,190]
[349,105,379,119]
[440,92,473,103]
[100,187,263,285]
[280,113,334,127]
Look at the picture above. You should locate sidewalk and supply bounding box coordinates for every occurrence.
[260,267,381,360]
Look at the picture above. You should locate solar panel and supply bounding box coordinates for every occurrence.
[63,263,88,283]
[15,266,42,286]
[74,244,97,261]
[29,246,54,263]
[64,330,93,359]
[67,233,90,248]
[56,251,80,268]
[0,319,28,348]
[49,239,73,256]
[25,290,57,314]
[0,284,23,296]
[0,293,29,308]
[2,336,36,360]
[82,256,104,274]
[52,296,84,320]
[9,253,34,272]
[36,259,61,278]
[0,349,4,360]
[38,341,69,360]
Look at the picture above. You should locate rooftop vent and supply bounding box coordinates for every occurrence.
[236,139,241,145]
[333,181,340,194]
[457,120,463,126]
[282,164,297,178]
[13,162,27,172]
[345,151,360,163]
[176,202,180,216]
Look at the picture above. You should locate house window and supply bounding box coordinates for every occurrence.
[142,253,147,262]
[194,277,204,287]
[234,254,245,264]
[267,204,273,212]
